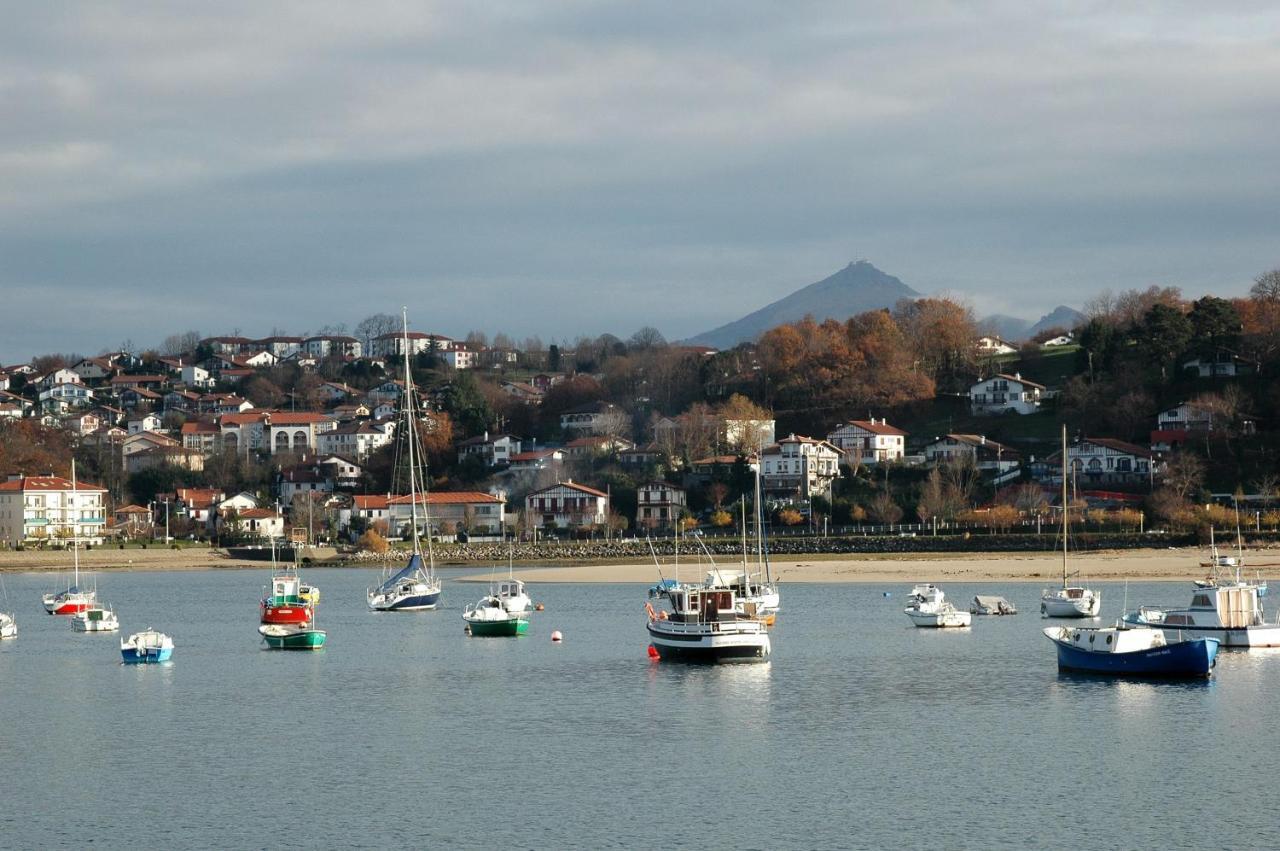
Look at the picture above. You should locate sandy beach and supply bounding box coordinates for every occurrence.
[4,545,1278,584]
[456,547,1280,584]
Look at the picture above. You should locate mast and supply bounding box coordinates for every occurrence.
[401,307,422,558]
[71,458,80,587]
[1060,424,1068,589]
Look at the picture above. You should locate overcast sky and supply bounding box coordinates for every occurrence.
[3,1,1279,362]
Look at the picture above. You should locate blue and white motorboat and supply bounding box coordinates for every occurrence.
[121,629,174,663]
[1043,624,1219,677]
[1123,583,1280,648]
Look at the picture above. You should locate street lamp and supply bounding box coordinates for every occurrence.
[163,498,170,544]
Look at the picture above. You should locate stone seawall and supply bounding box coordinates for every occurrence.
[340,531,1218,565]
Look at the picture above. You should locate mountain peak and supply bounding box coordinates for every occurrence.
[685,262,921,349]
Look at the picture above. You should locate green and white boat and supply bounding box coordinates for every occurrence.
[258,623,327,650]
[463,595,529,637]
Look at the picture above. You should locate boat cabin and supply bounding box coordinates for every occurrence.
[1167,586,1265,628]
[1055,626,1167,654]
[498,579,524,600]
[668,587,738,623]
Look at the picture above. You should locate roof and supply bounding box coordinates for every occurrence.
[115,504,151,514]
[236,508,280,519]
[509,449,561,462]
[991,373,1046,390]
[528,480,608,499]
[219,412,265,426]
[843,420,907,437]
[181,421,220,435]
[175,487,224,504]
[0,475,107,492]
[931,434,1017,455]
[388,491,504,505]
[109,374,165,384]
[126,430,179,446]
[763,434,842,454]
[269,412,333,426]
[354,495,390,510]
[1081,437,1154,459]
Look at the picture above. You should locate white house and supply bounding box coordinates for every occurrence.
[257,336,303,358]
[265,412,336,455]
[303,335,362,359]
[387,491,506,537]
[760,434,843,500]
[316,420,394,462]
[0,474,108,547]
[71,357,115,383]
[1041,334,1074,347]
[128,414,163,434]
[969,373,1044,416]
[508,448,565,472]
[123,430,180,458]
[525,481,609,531]
[441,349,476,370]
[1047,438,1159,486]
[975,336,1018,355]
[826,419,906,466]
[635,481,686,531]
[457,432,522,467]
[1182,352,1253,378]
[38,368,83,391]
[923,434,1019,474]
[560,402,628,436]
[181,365,214,389]
[220,507,284,541]
[38,382,94,413]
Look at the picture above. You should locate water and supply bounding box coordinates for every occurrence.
[2,569,1279,849]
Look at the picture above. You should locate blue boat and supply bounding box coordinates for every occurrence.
[1043,625,1219,678]
[121,629,174,664]
[367,553,442,612]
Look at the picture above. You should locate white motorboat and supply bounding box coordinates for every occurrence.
[0,612,15,640]
[1041,426,1100,618]
[904,584,971,628]
[646,583,771,662]
[71,603,119,632]
[121,629,174,663]
[1124,584,1280,648]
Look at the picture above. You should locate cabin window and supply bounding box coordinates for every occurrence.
[1192,595,1211,607]
[1106,635,1113,645]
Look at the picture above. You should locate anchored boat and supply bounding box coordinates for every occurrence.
[904,584,971,628]
[121,629,174,663]
[1123,584,1280,648]
[646,585,771,663]
[1040,425,1101,618]
[463,595,529,636]
[71,602,120,632]
[1043,624,1219,677]
[42,460,97,616]
[259,623,327,650]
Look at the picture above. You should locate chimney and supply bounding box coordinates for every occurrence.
[1014,372,1021,380]
[980,435,986,445]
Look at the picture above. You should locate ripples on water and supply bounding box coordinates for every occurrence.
[2,570,1278,849]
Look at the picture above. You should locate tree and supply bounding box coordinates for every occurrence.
[628,326,667,352]
[355,313,398,354]
[1163,451,1206,500]
[710,510,734,528]
[716,394,773,454]
[868,491,903,525]
[777,508,804,526]
[1188,296,1242,350]
[357,529,389,553]
[1138,303,1193,372]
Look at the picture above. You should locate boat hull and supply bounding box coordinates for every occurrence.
[646,623,771,663]
[906,609,971,628]
[72,614,119,632]
[1048,634,1219,677]
[0,614,15,640]
[1121,616,1280,648]
[43,596,92,615]
[1041,595,1101,618]
[465,617,529,637]
[122,646,173,663]
[369,589,441,611]
[260,604,312,625]
[259,626,327,649]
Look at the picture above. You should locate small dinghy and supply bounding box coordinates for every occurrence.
[971,595,1017,616]
[259,623,327,650]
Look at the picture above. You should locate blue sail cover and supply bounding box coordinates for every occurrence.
[377,553,426,593]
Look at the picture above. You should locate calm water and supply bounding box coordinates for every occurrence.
[2,568,1279,850]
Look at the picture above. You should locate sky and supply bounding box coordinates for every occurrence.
[3,1,1279,362]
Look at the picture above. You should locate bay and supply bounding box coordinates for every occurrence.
[1,568,1278,849]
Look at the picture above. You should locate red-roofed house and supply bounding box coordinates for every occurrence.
[761,435,843,500]
[826,419,907,466]
[0,474,109,546]
[525,480,609,531]
[386,490,506,536]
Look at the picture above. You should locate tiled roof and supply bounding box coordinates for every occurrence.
[0,475,107,492]
[845,420,907,436]
[528,480,608,499]
[387,491,504,505]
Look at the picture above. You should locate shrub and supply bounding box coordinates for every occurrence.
[357,529,390,554]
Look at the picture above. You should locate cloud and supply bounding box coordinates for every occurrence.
[1,2,1279,360]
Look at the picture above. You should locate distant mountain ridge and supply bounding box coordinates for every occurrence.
[979,305,1085,341]
[685,261,921,349]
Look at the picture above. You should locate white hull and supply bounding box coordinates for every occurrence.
[1041,592,1101,618]
[1150,624,1280,648]
[906,609,971,628]
[72,609,119,632]
[646,620,772,660]
[0,613,15,639]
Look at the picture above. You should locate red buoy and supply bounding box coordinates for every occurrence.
[647,644,660,660]
[551,630,563,642]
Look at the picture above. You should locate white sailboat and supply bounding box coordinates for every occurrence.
[0,572,15,639]
[367,307,442,612]
[1041,426,1101,618]
[42,459,98,616]
[706,463,780,621]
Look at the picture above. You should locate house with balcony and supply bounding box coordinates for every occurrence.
[560,402,628,436]
[303,335,362,359]
[760,435,842,500]
[525,480,609,531]
[826,419,906,467]
[923,434,1020,475]
[316,420,394,462]
[38,382,94,414]
[265,412,336,455]
[386,491,506,537]
[0,474,109,547]
[969,373,1044,416]
[635,481,686,531]
[1042,438,1160,487]
[441,349,476,369]
[457,432,522,467]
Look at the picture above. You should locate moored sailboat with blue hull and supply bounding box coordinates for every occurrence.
[1043,625,1219,677]
[369,554,442,611]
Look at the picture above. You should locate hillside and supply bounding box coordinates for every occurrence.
[686,261,920,349]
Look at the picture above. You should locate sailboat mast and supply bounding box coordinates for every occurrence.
[1061,424,1068,589]
[71,458,80,587]
[401,308,422,556]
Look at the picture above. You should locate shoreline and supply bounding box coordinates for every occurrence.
[2,545,1275,584]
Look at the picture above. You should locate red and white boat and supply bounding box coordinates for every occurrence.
[260,547,315,625]
[42,460,97,616]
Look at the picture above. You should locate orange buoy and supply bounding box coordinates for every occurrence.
[551,630,563,642]
[535,603,545,611]
[647,644,660,660]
